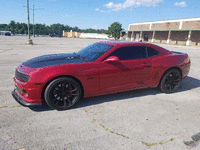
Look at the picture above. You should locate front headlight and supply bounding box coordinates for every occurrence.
[15,70,29,82]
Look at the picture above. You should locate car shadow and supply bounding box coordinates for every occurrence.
[29,104,54,111]
[29,76,200,112]
[177,76,200,92]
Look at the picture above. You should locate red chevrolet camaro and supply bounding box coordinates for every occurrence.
[12,41,191,110]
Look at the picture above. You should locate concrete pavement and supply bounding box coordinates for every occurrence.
[0,36,200,150]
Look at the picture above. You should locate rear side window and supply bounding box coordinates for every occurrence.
[147,47,160,57]
[108,46,147,60]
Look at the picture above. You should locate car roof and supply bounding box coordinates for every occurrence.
[98,40,172,55]
[98,40,153,46]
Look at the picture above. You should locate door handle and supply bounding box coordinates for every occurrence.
[142,63,152,67]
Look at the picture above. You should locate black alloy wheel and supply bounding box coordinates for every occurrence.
[160,69,181,93]
[44,77,82,110]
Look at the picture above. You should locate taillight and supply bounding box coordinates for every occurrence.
[184,55,190,64]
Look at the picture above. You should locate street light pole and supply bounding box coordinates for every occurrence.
[33,4,35,37]
[32,5,43,37]
[26,0,33,44]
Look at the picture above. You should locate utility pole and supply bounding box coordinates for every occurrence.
[26,0,33,44]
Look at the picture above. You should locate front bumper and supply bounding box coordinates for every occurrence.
[12,90,42,107]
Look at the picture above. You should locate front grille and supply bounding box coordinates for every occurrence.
[15,70,29,82]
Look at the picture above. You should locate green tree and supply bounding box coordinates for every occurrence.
[45,26,51,35]
[40,24,46,34]
[19,27,25,34]
[50,23,65,34]
[0,20,109,35]
[21,23,28,34]
[34,23,40,34]
[0,24,7,31]
[9,20,16,33]
[15,22,21,33]
[73,26,79,32]
[108,22,122,40]
[64,25,71,32]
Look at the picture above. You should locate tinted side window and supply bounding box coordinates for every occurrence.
[147,47,160,57]
[108,46,147,60]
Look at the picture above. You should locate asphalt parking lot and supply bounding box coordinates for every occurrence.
[0,36,200,150]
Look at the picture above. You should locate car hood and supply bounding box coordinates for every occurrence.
[22,53,87,68]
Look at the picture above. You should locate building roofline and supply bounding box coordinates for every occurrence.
[122,29,200,32]
[129,17,200,26]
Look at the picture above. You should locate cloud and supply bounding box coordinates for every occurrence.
[104,0,163,11]
[92,26,105,29]
[92,25,98,29]
[174,1,187,7]
[95,8,105,13]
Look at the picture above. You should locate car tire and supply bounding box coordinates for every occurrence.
[159,69,181,93]
[44,77,82,110]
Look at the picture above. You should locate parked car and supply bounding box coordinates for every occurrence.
[12,41,191,110]
[5,32,11,36]
[49,33,62,37]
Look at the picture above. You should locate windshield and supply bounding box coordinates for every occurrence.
[76,43,114,62]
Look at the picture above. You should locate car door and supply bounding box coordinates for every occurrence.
[127,46,160,88]
[98,46,153,94]
[98,58,132,94]
[125,46,153,88]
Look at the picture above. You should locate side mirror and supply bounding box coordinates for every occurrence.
[104,56,119,62]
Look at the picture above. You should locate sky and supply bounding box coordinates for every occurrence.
[0,0,200,30]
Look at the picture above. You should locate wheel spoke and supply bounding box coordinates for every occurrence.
[165,82,172,91]
[69,88,77,93]
[66,83,71,89]
[65,84,69,89]
[69,93,78,96]
[52,98,58,102]
[172,76,178,81]
[61,82,66,91]
[173,82,179,85]
[168,84,172,91]
[166,83,170,89]
[55,100,60,105]
[57,84,62,88]
[61,95,65,101]
[55,85,61,91]
[67,98,72,104]
[165,77,170,84]
[63,100,67,107]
